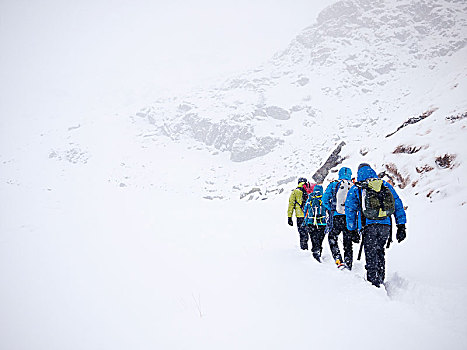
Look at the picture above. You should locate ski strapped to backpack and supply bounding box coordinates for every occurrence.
[355,178,395,223]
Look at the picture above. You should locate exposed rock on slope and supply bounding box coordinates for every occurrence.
[129,0,467,199]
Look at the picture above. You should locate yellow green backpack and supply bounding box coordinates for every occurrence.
[356,179,395,220]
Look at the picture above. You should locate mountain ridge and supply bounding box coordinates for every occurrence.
[126,0,466,199]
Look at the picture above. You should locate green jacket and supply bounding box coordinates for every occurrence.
[287,182,307,218]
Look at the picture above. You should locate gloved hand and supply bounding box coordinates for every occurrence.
[288,217,293,226]
[396,224,406,243]
[349,230,360,243]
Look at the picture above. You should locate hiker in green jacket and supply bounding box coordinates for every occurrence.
[287,177,311,250]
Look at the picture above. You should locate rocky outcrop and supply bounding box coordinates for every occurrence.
[312,141,346,183]
[128,0,466,199]
[231,137,283,162]
[386,109,437,137]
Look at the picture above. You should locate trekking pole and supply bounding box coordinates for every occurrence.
[357,233,364,261]
[301,206,311,228]
[305,204,310,221]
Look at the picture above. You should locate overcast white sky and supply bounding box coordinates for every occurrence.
[0,0,335,122]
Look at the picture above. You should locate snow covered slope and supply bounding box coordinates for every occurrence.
[1,0,467,349]
[127,0,467,199]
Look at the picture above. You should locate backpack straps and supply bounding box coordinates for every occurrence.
[358,187,367,228]
[330,180,341,211]
[294,186,307,211]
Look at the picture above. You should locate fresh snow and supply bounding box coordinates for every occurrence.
[1,177,466,349]
[1,0,467,349]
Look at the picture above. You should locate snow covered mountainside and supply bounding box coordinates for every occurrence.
[1,0,467,349]
[118,0,466,200]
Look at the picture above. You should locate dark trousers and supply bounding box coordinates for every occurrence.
[328,215,354,268]
[308,225,326,258]
[362,224,391,287]
[296,217,308,250]
[297,218,326,253]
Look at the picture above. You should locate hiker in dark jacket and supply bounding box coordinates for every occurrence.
[323,167,357,269]
[345,163,407,287]
[287,177,310,250]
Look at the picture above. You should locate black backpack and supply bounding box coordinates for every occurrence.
[295,186,309,211]
[356,178,395,221]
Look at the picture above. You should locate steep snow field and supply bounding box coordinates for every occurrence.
[1,0,467,349]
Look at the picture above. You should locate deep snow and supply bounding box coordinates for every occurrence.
[1,0,467,349]
[1,177,466,349]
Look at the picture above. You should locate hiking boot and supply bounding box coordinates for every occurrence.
[336,259,349,270]
[312,252,321,263]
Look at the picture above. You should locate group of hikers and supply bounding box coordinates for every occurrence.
[287,163,407,288]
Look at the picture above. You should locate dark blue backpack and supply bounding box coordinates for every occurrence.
[310,185,326,226]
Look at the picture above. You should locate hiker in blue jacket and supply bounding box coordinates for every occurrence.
[302,184,327,262]
[345,163,407,287]
[322,167,357,269]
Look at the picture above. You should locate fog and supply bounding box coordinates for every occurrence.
[0,0,335,123]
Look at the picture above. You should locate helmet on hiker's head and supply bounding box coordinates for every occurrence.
[357,163,378,182]
[298,177,307,185]
[338,167,352,181]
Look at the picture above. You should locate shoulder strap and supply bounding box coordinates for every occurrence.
[330,180,341,210]
[294,187,307,210]
[359,187,366,227]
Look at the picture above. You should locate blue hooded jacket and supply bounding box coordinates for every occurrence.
[303,185,326,226]
[322,167,352,217]
[345,164,407,231]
